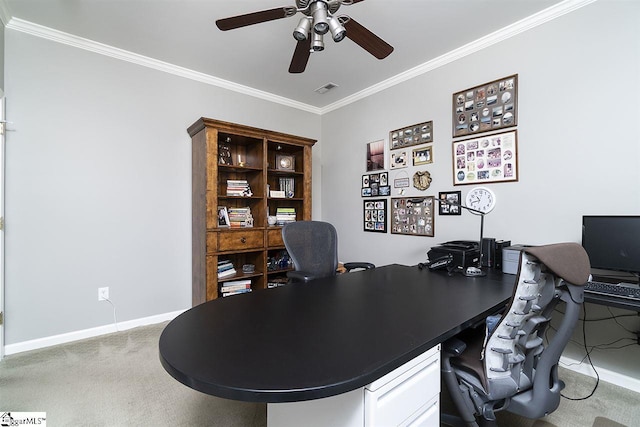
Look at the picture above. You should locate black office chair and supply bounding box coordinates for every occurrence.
[441,243,590,427]
[282,221,375,283]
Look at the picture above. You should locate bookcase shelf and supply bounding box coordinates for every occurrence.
[188,118,315,304]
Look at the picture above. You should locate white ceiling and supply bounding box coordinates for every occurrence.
[5,0,574,111]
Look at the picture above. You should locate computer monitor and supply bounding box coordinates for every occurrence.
[582,215,640,281]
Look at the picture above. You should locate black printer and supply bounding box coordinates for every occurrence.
[427,241,480,271]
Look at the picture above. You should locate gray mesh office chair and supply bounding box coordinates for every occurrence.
[441,243,590,427]
[282,221,375,283]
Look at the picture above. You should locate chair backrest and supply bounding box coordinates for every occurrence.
[483,242,590,418]
[282,221,339,281]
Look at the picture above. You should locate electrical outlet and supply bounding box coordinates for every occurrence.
[98,287,109,301]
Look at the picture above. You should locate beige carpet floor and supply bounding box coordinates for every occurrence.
[1,322,638,426]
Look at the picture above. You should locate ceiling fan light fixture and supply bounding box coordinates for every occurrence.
[293,17,312,41]
[310,1,329,34]
[311,32,325,51]
[328,16,346,42]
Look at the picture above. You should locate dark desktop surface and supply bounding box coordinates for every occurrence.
[159,264,515,403]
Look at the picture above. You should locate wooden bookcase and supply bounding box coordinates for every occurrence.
[187,118,316,305]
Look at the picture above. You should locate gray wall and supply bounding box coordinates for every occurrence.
[4,30,321,344]
[321,1,640,384]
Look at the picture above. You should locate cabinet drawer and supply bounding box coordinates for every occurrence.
[267,228,284,247]
[365,345,440,427]
[218,230,264,251]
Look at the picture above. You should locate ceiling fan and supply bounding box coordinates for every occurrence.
[216,0,394,73]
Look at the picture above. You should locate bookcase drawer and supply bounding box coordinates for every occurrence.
[218,230,264,251]
[267,228,284,247]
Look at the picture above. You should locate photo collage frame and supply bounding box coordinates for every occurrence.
[438,191,462,216]
[362,171,390,197]
[364,199,387,232]
[452,130,518,185]
[452,74,518,138]
[391,197,435,236]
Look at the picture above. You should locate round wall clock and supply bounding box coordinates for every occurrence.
[465,186,496,214]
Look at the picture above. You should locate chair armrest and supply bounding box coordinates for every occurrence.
[343,262,376,272]
[286,270,317,283]
[443,337,467,357]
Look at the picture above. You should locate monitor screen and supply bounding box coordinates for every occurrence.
[582,216,640,276]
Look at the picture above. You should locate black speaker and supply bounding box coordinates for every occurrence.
[494,240,511,269]
[481,237,496,267]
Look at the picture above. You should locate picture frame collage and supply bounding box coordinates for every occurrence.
[362,171,390,197]
[362,120,436,234]
[364,199,387,232]
[438,191,462,216]
[389,121,434,170]
[390,197,435,236]
[451,74,519,186]
[452,75,518,138]
[452,130,518,185]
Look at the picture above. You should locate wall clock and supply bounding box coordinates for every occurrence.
[465,186,496,214]
[275,154,295,171]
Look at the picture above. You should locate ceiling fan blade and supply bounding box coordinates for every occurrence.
[216,7,295,31]
[343,17,393,59]
[289,37,312,73]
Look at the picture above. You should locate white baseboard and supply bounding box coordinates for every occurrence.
[4,309,186,356]
[560,355,640,394]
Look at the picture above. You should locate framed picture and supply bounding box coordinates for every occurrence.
[452,74,518,137]
[393,171,410,189]
[366,140,385,171]
[362,172,390,197]
[217,206,230,227]
[391,197,435,236]
[390,150,408,169]
[218,139,233,166]
[452,130,518,185]
[438,191,462,216]
[364,199,387,233]
[412,146,433,166]
[390,121,433,150]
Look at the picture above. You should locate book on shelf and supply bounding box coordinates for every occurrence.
[228,207,254,228]
[226,179,253,197]
[275,207,296,225]
[222,287,252,297]
[217,260,237,278]
[267,277,288,288]
[279,177,295,198]
[220,279,252,293]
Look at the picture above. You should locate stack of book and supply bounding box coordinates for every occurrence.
[267,277,288,289]
[228,207,254,227]
[221,279,252,297]
[218,260,236,279]
[226,179,252,197]
[279,177,295,198]
[276,207,296,225]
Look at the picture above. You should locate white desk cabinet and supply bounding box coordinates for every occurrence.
[268,344,440,427]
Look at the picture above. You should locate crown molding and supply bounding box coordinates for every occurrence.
[5,17,323,115]
[318,0,597,114]
[5,0,596,116]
